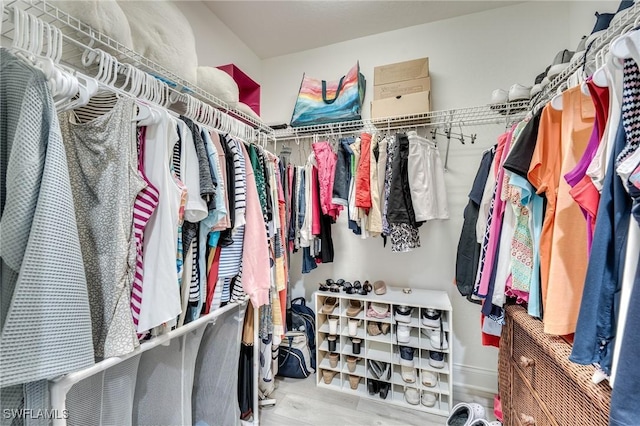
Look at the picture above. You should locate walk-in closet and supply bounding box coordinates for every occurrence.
[1,1,638,425]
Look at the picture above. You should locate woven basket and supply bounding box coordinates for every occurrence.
[500,305,611,426]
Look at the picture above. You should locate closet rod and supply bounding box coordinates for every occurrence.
[1,0,275,140]
[48,299,248,426]
[532,2,640,110]
[273,101,529,141]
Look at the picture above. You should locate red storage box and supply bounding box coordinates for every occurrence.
[216,64,261,116]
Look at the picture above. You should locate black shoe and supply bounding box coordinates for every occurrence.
[379,382,389,399]
[363,280,372,293]
[367,379,380,395]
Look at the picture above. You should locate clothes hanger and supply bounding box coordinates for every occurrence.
[550,84,565,111]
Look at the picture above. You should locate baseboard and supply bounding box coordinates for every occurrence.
[452,363,498,408]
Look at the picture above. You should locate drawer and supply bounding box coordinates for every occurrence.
[511,321,539,386]
[512,367,557,426]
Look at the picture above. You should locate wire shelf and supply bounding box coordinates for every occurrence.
[274,101,529,140]
[531,2,640,109]
[1,0,275,140]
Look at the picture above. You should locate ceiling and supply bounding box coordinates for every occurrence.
[204,1,522,59]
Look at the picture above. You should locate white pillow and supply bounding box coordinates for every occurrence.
[118,1,198,85]
[196,67,239,110]
[235,102,261,122]
[51,1,134,50]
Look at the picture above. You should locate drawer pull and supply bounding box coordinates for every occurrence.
[519,356,535,368]
[520,413,536,425]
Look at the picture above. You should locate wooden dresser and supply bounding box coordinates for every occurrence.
[499,305,612,426]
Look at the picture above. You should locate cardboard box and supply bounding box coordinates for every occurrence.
[374,77,431,100]
[374,58,429,86]
[370,91,431,120]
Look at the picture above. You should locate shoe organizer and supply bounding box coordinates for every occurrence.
[314,286,453,416]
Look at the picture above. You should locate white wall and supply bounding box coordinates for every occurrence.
[174,0,262,82]
[182,0,618,396]
[257,1,613,396]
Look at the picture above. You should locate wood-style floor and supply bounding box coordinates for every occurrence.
[259,376,449,426]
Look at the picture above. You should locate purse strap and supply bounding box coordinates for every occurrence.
[322,76,345,104]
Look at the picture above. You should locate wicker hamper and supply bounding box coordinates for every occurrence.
[499,305,611,426]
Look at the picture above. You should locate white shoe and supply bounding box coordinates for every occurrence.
[397,325,411,343]
[421,391,437,407]
[421,369,438,387]
[530,84,543,98]
[348,319,359,337]
[404,387,420,405]
[446,402,487,425]
[401,365,416,383]
[421,327,448,350]
[328,316,338,335]
[507,83,531,102]
[490,89,508,104]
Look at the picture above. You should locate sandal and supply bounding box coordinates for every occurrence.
[319,282,329,291]
[380,323,391,335]
[322,369,338,384]
[367,321,382,336]
[326,278,335,286]
[343,281,353,293]
[336,278,345,287]
[329,284,340,293]
[353,280,362,289]
[346,299,363,317]
[363,280,372,293]
[321,297,338,314]
[348,374,361,390]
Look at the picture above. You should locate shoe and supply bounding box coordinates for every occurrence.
[570,35,588,67]
[329,352,339,368]
[507,83,531,102]
[399,346,414,367]
[367,321,382,336]
[379,381,390,399]
[530,84,543,98]
[421,308,441,328]
[367,379,380,395]
[321,297,338,314]
[429,351,445,369]
[368,302,390,318]
[363,280,373,293]
[404,387,420,405]
[421,391,437,407]
[446,402,487,426]
[346,300,363,317]
[348,319,360,336]
[397,324,411,343]
[585,11,616,50]
[380,323,391,335]
[490,89,508,104]
[328,316,338,335]
[351,338,362,355]
[368,360,391,380]
[401,365,416,383]
[348,374,361,390]
[319,282,329,291]
[328,335,337,352]
[394,305,413,323]
[547,49,574,79]
[421,327,449,350]
[347,355,359,373]
[322,369,338,384]
[373,280,387,295]
[421,369,438,387]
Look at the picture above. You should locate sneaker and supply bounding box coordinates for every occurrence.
[421,370,438,387]
[399,346,414,367]
[421,327,448,350]
[446,402,487,426]
[421,391,437,407]
[401,365,416,383]
[397,324,411,343]
[507,83,531,102]
[404,387,420,405]
[547,49,575,79]
[394,306,413,323]
[421,309,441,328]
[490,89,508,104]
[429,351,445,369]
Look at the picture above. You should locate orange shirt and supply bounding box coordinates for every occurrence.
[528,103,563,315]
[529,87,595,335]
